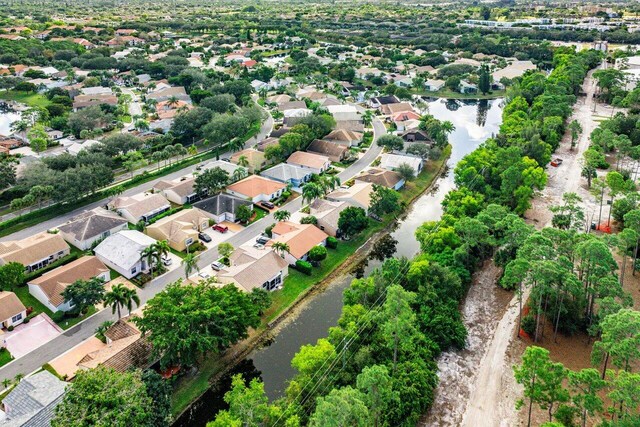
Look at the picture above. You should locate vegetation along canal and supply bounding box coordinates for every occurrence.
[174,97,504,427]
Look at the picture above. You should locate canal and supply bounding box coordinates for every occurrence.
[174,97,504,427]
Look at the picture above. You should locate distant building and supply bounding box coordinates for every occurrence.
[1,371,66,426]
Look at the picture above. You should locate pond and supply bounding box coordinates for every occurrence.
[0,104,20,136]
[174,98,504,427]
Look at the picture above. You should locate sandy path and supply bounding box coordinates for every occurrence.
[423,68,604,427]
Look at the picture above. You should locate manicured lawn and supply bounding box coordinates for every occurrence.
[249,206,269,224]
[14,285,53,318]
[0,348,13,368]
[170,145,452,416]
[0,91,51,108]
[57,307,97,330]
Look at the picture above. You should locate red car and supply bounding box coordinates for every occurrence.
[213,224,228,233]
[550,158,563,167]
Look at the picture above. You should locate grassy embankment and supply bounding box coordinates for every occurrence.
[170,144,452,416]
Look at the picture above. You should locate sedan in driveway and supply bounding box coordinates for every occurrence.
[198,232,212,243]
[211,261,225,271]
[260,201,275,209]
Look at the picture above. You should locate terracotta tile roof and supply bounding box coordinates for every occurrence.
[29,256,108,307]
[268,222,328,259]
[0,233,69,267]
[380,102,414,116]
[0,291,26,322]
[226,176,286,198]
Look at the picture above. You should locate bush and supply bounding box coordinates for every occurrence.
[521,315,535,337]
[295,260,313,275]
[23,317,30,324]
[326,236,338,249]
[7,326,13,331]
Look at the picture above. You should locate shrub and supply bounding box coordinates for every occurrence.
[265,223,275,237]
[521,315,536,337]
[327,236,338,249]
[23,317,30,324]
[295,260,313,275]
[7,326,13,331]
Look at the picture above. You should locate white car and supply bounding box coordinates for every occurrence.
[211,261,224,271]
[161,256,172,266]
[198,271,211,279]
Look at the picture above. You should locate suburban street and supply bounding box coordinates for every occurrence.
[0,114,384,382]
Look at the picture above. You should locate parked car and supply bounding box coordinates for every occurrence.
[256,235,270,245]
[260,201,275,209]
[213,224,228,233]
[198,232,212,243]
[253,243,265,249]
[550,158,563,167]
[211,261,225,271]
[198,271,211,279]
[161,256,172,266]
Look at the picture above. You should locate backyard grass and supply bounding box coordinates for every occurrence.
[0,91,51,108]
[249,206,269,224]
[0,349,13,368]
[170,146,452,417]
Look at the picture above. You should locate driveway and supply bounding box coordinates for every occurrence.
[0,108,385,382]
[4,314,62,359]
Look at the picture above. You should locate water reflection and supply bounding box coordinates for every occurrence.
[176,98,505,426]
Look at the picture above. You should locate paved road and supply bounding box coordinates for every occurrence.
[0,114,384,382]
[0,107,274,243]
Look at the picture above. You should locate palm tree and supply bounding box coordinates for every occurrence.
[362,110,374,127]
[229,138,245,152]
[156,240,170,262]
[106,185,125,205]
[237,155,250,168]
[274,210,291,222]
[232,167,247,182]
[10,120,28,134]
[2,378,11,389]
[104,284,140,319]
[272,242,290,259]
[14,373,24,383]
[167,95,180,108]
[320,175,341,193]
[187,145,198,156]
[302,182,323,205]
[141,244,160,278]
[181,253,199,279]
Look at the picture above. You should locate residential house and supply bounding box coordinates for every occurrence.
[226,176,287,203]
[66,138,102,155]
[335,120,365,133]
[355,168,405,191]
[1,371,66,426]
[49,318,152,380]
[394,77,414,87]
[326,104,361,123]
[108,193,171,224]
[146,208,211,252]
[72,93,118,111]
[308,198,352,237]
[230,148,269,174]
[267,222,328,265]
[28,256,109,313]
[216,247,288,292]
[286,151,331,174]
[156,99,192,119]
[277,100,307,112]
[81,86,113,96]
[401,129,432,143]
[424,79,445,92]
[283,108,312,126]
[267,94,292,105]
[324,129,362,147]
[0,136,23,151]
[200,160,248,180]
[0,291,27,329]
[94,230,157,279]
[146,86,191,103]
[153,176,197,205]
[380,102,414,116]
[460,80,478,94]
[391,111,421,132]
[0,232,70,273]
[193,193,253,223]
[492,60,536,82]
[58,208,128,250]
[306,139,348,162]
[380,153,423,175]
[261,163,313,188]
[327,182,374,212]
[256,137,280,152]
[369,95,399,109]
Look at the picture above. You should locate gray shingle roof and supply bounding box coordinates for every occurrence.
[2,371,66,427]
[58,208,128,243]
[193,193,252,216]
[260,163,312,183]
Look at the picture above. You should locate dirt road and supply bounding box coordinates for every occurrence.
[423,69,604,427]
